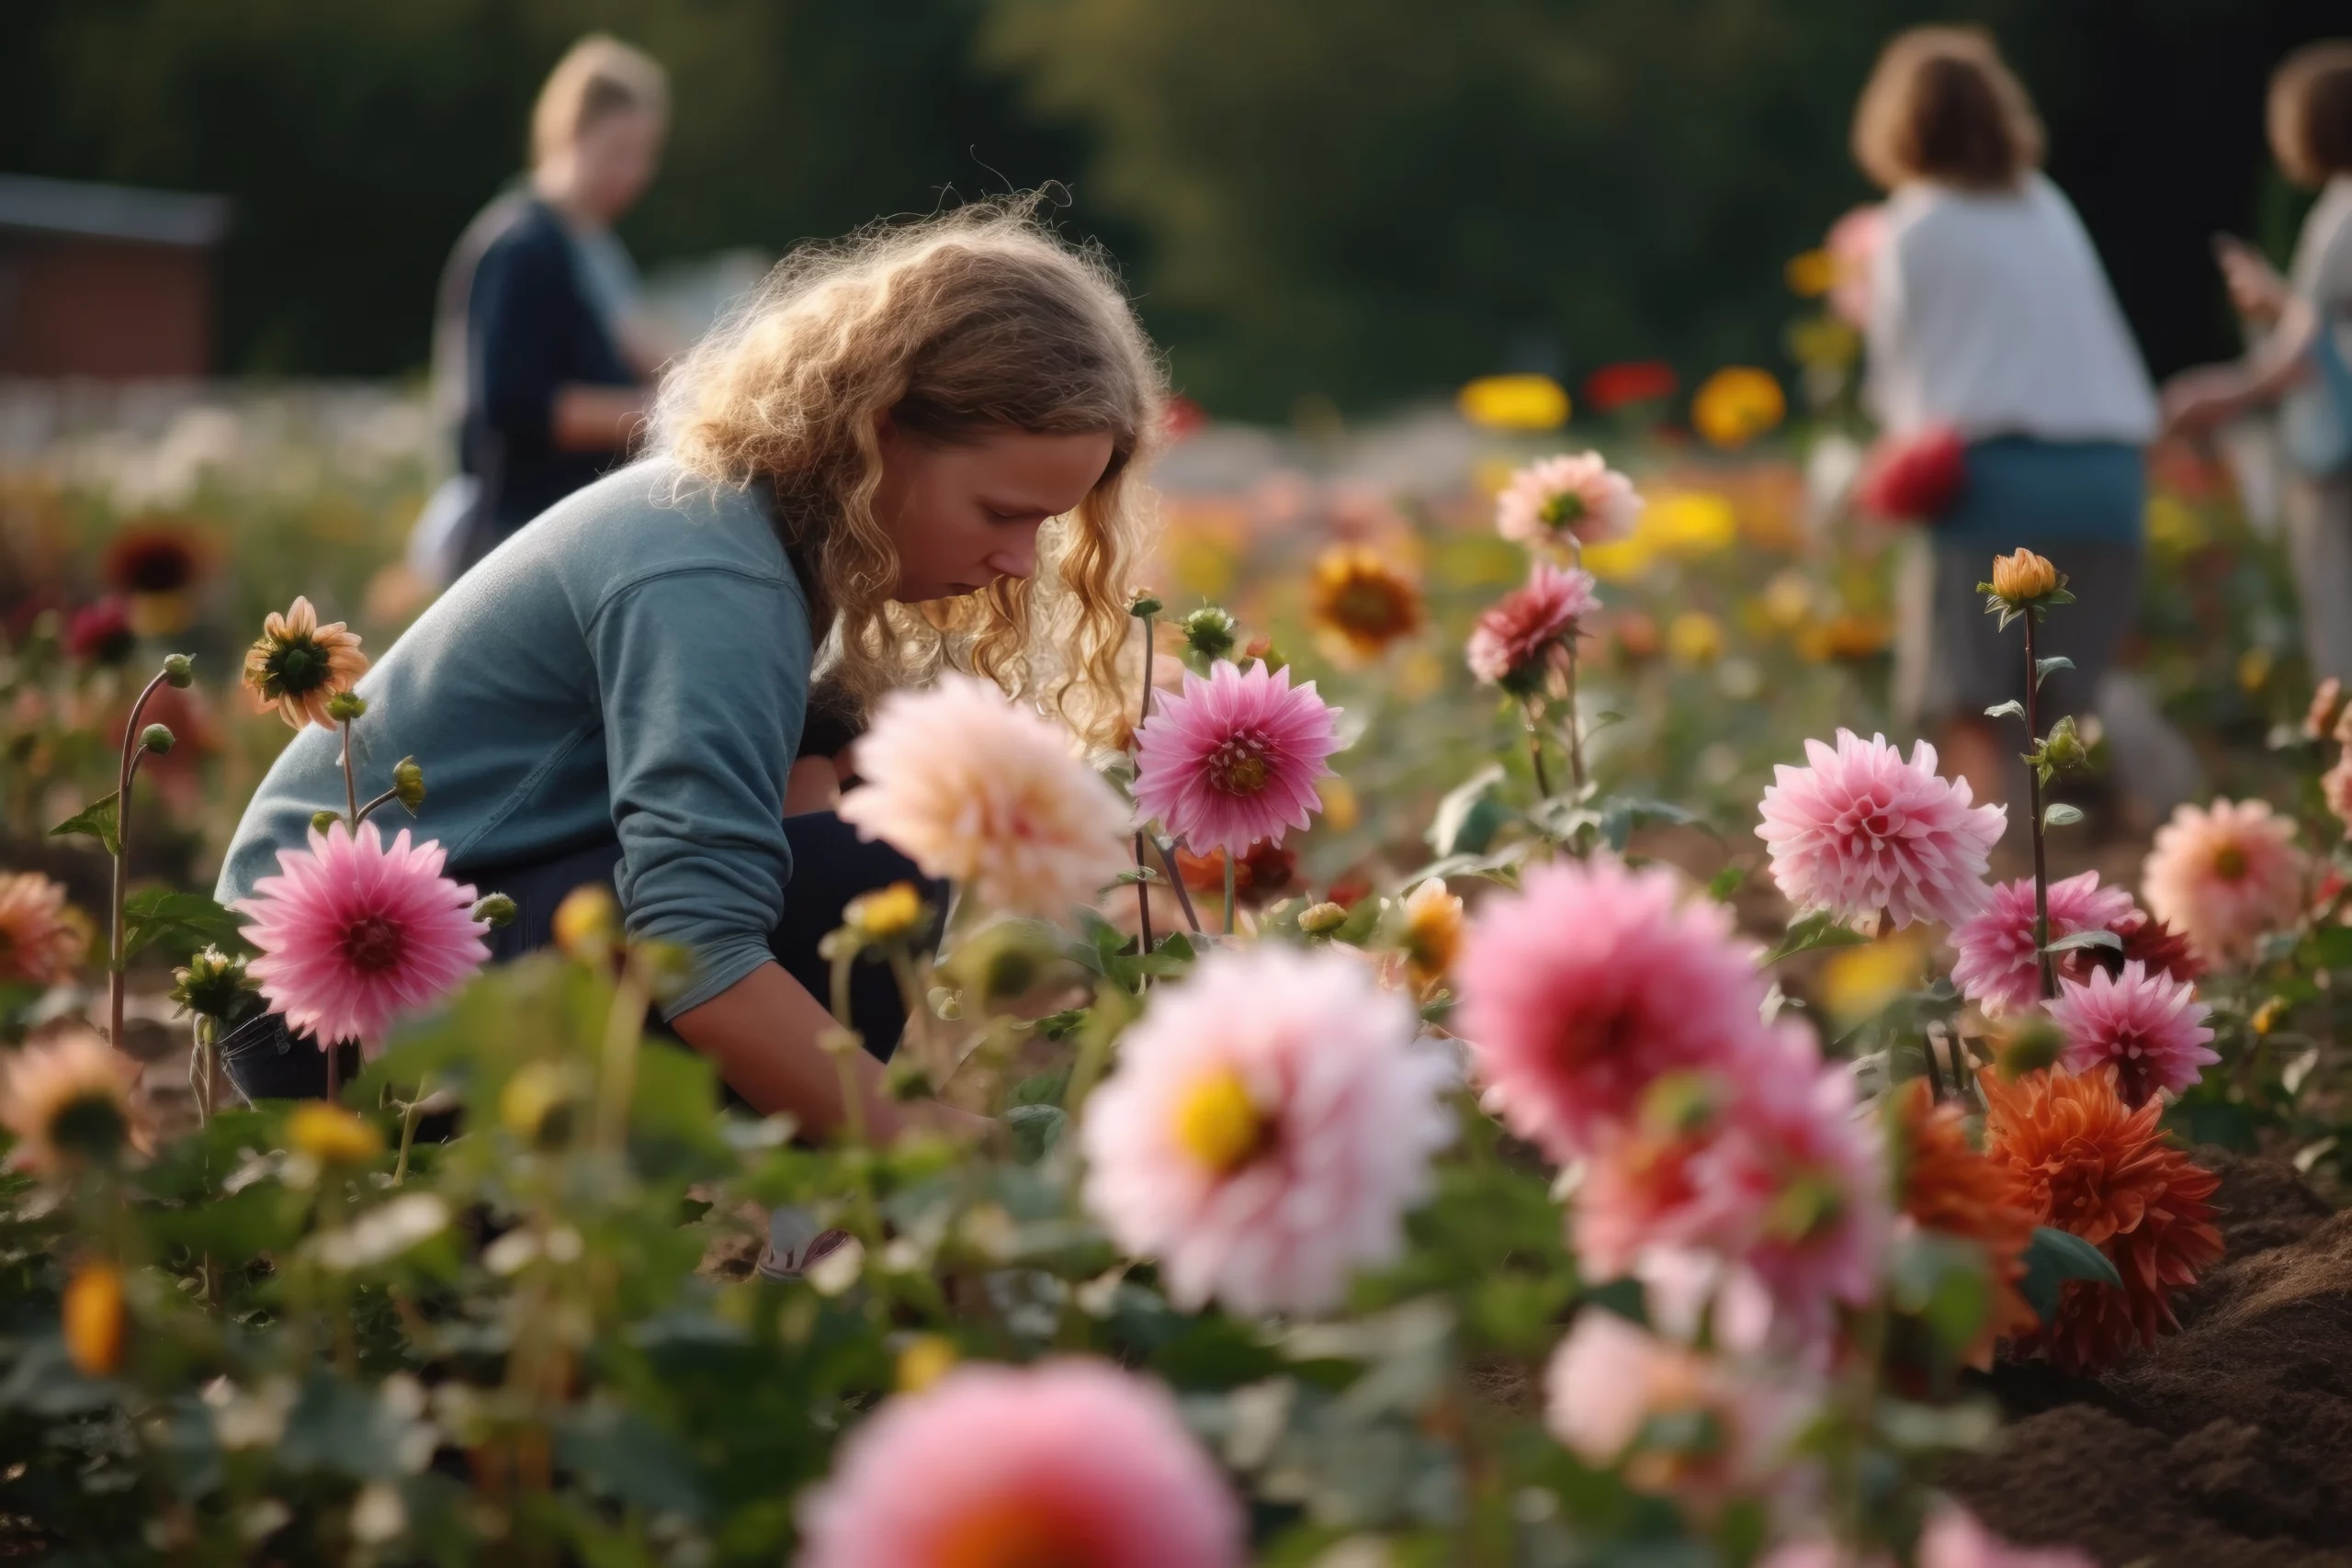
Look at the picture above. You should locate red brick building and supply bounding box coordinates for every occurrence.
[0,174,230,378]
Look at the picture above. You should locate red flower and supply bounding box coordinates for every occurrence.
[1583,361,1679,413]
[63,599,135,665]
[1856,427,1967,524]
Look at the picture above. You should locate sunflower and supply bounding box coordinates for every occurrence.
[242,596,369,729]
[0,1027,145,1176]
[1981,1066,2223,1372]
[1308,546,1423,659]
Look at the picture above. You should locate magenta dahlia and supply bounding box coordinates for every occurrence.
[2047,960,2218,1107]
[1949,870,2139,1018]
[237,821,491,1055]
[1132,659,1341,855]
[1757,730,2005,932]
[1453,857,1769,1160]
[1465,560,1600,694]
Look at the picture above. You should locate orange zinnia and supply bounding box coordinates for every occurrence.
[1981,1066,2223,1372]
[1308,546,1423,659]
[1890,1079,2037,1362]
[0,873,86,988]
[242,595,369,729]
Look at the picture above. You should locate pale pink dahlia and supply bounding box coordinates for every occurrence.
[1494,451,1644,547]
[2142,796,2309,968]
[1465,560,1600,693]
[2047,960,2217,1108]
[1079,943,1453,1315]
[1132,660,1341,856]
[237,821,490,1054]
[1949,871,2140,1018]
[1453,857,1768,1160]
[796,1358,1243,1568]
[840,674,1132,919]
[1757,731,2005,932]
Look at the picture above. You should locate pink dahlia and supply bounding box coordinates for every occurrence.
[1949,871,2139,1018]
[1453,857,1768,1160]
[796,1358,1243,1568]
[2142,797,2309,968]
[1465,560,1600,694]
[1133,660,1341,856]
[1761,1505,2093,1568]
[237,821,490,1055]
[1079,944,1452,1315]
[2047,960,2217,1108]
[1494,451,1644,548]
[839,674,1132,919]
[2324,753,2352,835]
[1757,730,2005,932]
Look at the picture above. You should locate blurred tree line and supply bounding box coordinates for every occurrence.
[2,0,2341,420]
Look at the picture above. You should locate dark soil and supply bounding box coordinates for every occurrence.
[1945,1148,2352,1567]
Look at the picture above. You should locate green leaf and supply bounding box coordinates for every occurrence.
[1005,1102,1067,1163]
[1426,764,1509,857]
[1764,911,1871,964]
[2034,655,2075,689]
[1706,863,1749,902]
[2041,928,2121,956]
[48,793,120,857]
[123,888,249,960]
[2041,802,2085,829]
[2017,1225,2122,1322]
[553,1404,710,1521]
[1594,795,1709,853]
[1983,699,2025,722]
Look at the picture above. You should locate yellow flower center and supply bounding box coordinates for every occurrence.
[287,1102,384,1166]
[1205,732,1272,797]
[1541,490,1589,530]
[846,882,924,941]
[2211,844,2247,882]
[1172,1067,1268,1175]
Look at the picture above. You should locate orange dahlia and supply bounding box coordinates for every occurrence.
[1980,1066,2223,1372]
[1308,545,1423,659]
[0,873,87,988]
[242,595,369,730]
[1889,1079,2037,1360]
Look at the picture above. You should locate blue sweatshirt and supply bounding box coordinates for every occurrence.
[217,457,812,1019]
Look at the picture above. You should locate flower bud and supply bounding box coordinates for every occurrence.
[499,1060,582,1149]
[325,691,368,723]
[161,653,195,688]
[1988,548,2060,604]
[139,723,175,756]
[1180,606,1238,661]
[470,893,517,930]
[62,1260,125,1377]
[1242,633,1287,674]
[1296,900,1349,936]
[170,946,258,1023]
[285,1102,383,1167]
[311,809,345,836]
[551,884,622,964]
[2250,996,2288,1037]
[944,919,1059,1004]
[1994,1018,2064,1080]
[1126,591,1164,619]
[2037,715,2088,774]
[844,882,927,942]
[391,757,425,813]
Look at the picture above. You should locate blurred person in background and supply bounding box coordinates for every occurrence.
[2163,42,2352,682]
[1853,27,2160,817]
[412,36,673,585]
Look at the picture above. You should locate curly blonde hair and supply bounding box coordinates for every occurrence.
[653,197,1166,745]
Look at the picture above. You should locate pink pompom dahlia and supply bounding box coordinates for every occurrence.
[796,1358,1243,1568]
[1465,560,1600,694]
[1133,660,1341,856]
[237,821,490,1054]
[1080,944,1452,1315]
[2047,960,2217,1107]
[1494,451,1644,548]
[1949,871,2139,1018]
[839,673,1132,919]
[1757,730,2005,932]
[1453,858,1768,1160]
[2141,796,2309,968]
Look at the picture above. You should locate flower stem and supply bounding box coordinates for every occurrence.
[339,716,358,828]
[1522,702,1554,801]
[353,784,402,825]
[1223,852,1237,937]
[1564,637,1588,793]
[391,1075,430,1185]
[2022,613,2055,1002]
[1133,612,1158,952]
[107,668,172,1054]
[595,960,650,1152]
[1152,835,1204,934]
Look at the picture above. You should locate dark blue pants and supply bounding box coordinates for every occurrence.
[218,812,943,1103]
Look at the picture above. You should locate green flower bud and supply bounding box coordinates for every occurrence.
[311,809,345,835]
[1127,592,1164,618]
[1995,1019,2064,1080]
[161,653,195,688]
[471,893,518,929]
[325,691,368,723]
[391,756,426,813]
[2038,715,2088,774]
[170,945,259,1023]
[1180,606,1238,661]
[1296,900,1349,936]
[139,723,175,756]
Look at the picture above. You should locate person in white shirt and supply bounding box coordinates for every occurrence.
[2164,41,2352,683]
[1852,27,2160,813]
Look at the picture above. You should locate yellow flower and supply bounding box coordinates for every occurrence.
[1644,492,1738,558]
[1456,374,1569,432]
[500,1060,583,1146]
[1308,546,1424,659]
[62,1260,124,1377]
[1399,879,1464,994]
[845,882,926,942]
[1667,611,1724,666]
[2144,493,2210,556]
[552,884,623,964]
[1988,548,2059,604]
[0,1027,141,1175]
[1690,368,1786,449]
[1818,613,1891,662]
[1784,314,1860,371]
[241,596,369,730]
[895,1335,958,1393]
[1580,535,1654,582]
[1171,1067,1266,1175]
[1760,570,1816,632]
[1784,248,1836,298]
[1817,933,1926,1026]
[286,1102,383,1167]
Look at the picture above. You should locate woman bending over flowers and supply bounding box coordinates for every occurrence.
[215,198,1163,1140]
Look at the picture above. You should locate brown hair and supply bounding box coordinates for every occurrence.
[653,197,1167,746]
[530,36,670,167]
[1852,28,2043,192]
[2268,41,2352,187]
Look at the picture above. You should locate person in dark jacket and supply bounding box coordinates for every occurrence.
[430,36,670,574]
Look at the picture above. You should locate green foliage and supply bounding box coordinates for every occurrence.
[2017,1226,2124,1323]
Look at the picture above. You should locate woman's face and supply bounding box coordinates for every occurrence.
[872,421,1117,604]
[566,107,666,224]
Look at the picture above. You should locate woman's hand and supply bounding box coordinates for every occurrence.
[2159,364,2252,439]
[2218,243,2290,326]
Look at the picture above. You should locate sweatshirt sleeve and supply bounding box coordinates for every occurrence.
[588,564,809,1018]
[470,226,574,459]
